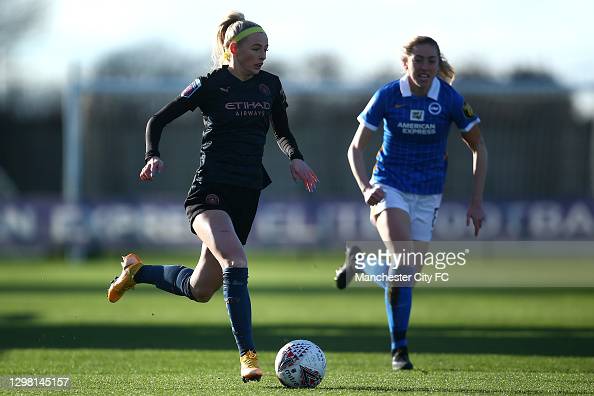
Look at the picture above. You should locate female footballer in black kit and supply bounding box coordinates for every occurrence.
[107,12,318,382]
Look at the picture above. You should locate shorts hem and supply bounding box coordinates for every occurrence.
[186,206,231,235]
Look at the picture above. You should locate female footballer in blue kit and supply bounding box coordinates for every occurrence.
[106,12,318,382]
[335,36,487,369]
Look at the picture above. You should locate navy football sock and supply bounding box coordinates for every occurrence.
[134,265,195,300]
[223,267,255,355]
[385,286,413,353]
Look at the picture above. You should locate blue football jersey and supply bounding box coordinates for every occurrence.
[358,75,480,195]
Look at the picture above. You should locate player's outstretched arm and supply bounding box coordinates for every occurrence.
[289,159,319,192]
[141,94,195,182]
[461,125,488,236]
[270,95,318,192]
[348,124,385,206]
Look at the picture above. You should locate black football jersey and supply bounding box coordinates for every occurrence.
[145,65,302,190]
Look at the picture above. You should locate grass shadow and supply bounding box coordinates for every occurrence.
[1,323,593,356]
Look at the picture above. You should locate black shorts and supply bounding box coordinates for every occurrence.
[184,182,261,245]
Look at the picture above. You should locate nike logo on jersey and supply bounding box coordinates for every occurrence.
[219,87,230,93]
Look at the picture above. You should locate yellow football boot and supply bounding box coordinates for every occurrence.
[240,350,263,382]
[107,253,143,303]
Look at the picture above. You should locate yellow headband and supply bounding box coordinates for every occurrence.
[231,26,265,43]
[223,26,265,62]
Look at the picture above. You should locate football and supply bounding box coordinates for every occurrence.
[274,340,326,388]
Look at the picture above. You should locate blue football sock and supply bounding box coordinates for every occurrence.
[385,286,413,353]
[223,267,255,355]
[134,265,195,300]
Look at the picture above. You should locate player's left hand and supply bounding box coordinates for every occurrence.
[290,159,319,192]
[139,156,164,181]
[466,202,485,237]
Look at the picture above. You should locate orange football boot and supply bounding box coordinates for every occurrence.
[240,350,263,382]
[107,253,143,303]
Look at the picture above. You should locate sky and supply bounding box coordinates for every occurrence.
[7,0,594,88]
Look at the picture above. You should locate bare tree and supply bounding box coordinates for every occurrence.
[304,53,343,82]
[0,0,46,102]
[0,0,46,194]
[0,0,46,48]
[92,42,207,79]
[508,67,559,85]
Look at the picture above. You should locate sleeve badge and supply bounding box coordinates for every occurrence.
[463,101,475,118]
[181,78,201,98]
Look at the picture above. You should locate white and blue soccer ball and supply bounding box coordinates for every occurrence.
[274,339,326,388]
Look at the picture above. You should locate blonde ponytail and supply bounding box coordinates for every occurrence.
[212,11,262,69]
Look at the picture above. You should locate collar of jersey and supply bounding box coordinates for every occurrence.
[399,75,440,100]
[222,65,258,83]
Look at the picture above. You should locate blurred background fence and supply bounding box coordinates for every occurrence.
[2,0,594,256]
[1,68,593,255]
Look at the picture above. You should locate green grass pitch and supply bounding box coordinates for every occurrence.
[1,251,593,395]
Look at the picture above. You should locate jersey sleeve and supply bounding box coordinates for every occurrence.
[272,78,288,110]
[144,77,207,161]
[450,92,480,133]
[271,78,303,161]
[357,87,387,131]
[179,77,206,111]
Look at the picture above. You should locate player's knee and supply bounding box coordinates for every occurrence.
[219,254,247,268]
[192,287,216,303]
[194,293,213,303]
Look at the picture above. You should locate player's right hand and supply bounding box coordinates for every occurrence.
[139,157,164,181]
[363,185,385,206]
